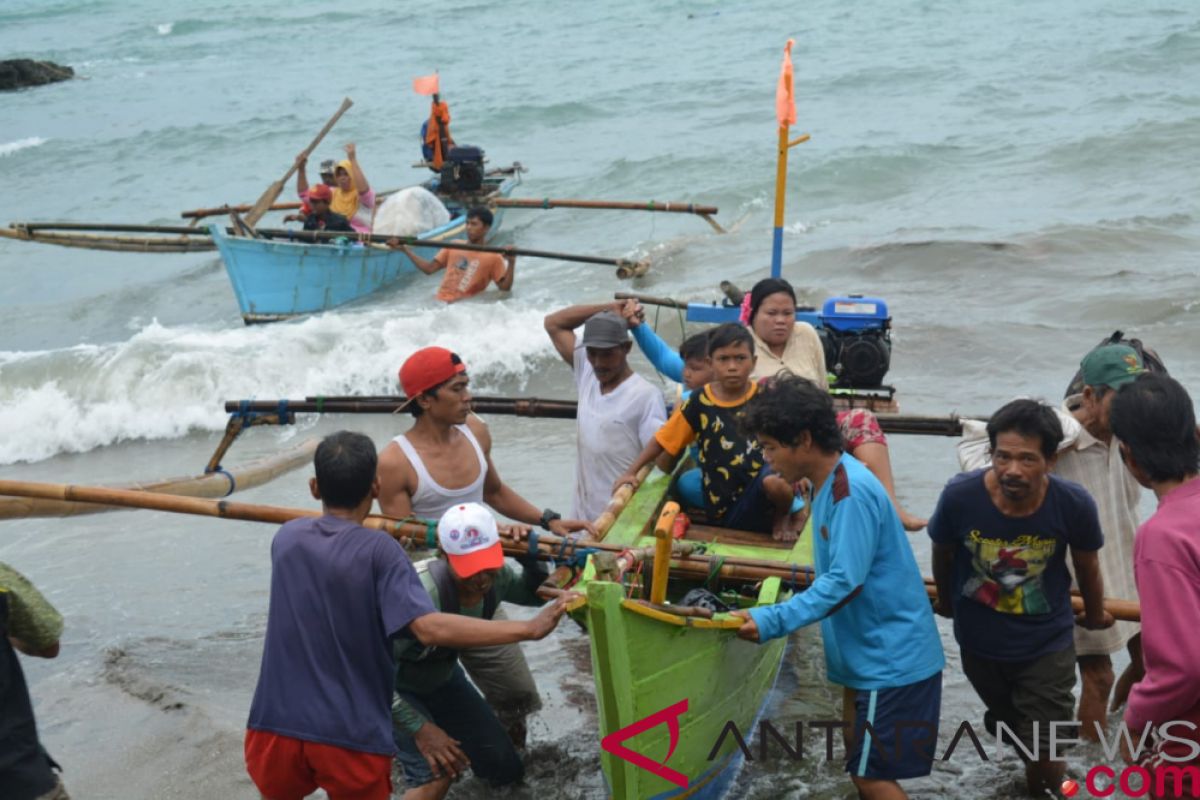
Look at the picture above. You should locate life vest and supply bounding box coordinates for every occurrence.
[423,100,455,171]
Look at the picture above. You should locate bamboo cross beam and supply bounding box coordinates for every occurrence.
[494,198,718,215]
[223,396,983,435]
[180,189,404,220]
[0,479,1139,621]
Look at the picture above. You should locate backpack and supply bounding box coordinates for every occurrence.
[1063,330,1169,399]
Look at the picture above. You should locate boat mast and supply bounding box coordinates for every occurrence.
[771,39,809,279]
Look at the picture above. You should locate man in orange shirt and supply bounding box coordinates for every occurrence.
[400,208,516,303]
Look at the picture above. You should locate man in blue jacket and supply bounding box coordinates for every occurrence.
[732,375,944,800]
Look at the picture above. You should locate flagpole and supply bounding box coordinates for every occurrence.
[771,122,789,278]
[770,39,808,279]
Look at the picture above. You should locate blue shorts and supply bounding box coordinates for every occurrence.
[846,671,942,780]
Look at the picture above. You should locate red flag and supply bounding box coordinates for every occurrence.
[412,73,439,96]
[775,39,796,126]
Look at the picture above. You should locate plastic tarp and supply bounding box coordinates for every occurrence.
[372,186,451,237]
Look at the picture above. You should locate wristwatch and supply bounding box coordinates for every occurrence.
[539,508,563,531]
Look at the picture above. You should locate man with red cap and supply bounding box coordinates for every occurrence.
[392,503,571,799]
[377,346,594,748]
[300,182,355,233]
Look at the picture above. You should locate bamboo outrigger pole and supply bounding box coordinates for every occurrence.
[771,39,810,278]
[221,397,977,436]
[0,479,1141,622]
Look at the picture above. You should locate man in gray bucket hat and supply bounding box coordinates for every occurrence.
[544,303,667,521]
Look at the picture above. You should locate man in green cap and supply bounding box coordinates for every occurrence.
[1054,343,1147,741]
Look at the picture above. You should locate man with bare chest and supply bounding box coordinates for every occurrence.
[376,346,594,748]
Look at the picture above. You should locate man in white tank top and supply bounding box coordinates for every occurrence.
[376,347,596,749]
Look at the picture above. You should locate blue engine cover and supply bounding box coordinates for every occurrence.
[820,296,889,332]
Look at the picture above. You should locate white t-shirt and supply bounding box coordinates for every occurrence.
[572,347,667,522]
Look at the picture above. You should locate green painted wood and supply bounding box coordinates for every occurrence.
[579,465,814,797]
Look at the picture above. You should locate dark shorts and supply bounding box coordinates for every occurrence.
[720,467,778,533]
[846,671,943,780]
[960,645,1076,760]
[394,665,524,789]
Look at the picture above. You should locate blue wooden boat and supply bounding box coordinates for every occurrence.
[211,172,520,324]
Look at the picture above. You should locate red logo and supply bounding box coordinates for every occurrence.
[600,698,690,789]
[1062,778,1079,797]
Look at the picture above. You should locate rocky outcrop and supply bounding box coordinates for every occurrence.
[0,59,74,92]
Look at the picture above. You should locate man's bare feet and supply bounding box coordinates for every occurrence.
[773,509,806,542]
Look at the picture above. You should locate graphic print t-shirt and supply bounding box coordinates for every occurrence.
[435,248,506,303]
[655,383,763,520]
[928,469,1103,661]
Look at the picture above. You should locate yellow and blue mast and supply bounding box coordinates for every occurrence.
[771,39,810,278]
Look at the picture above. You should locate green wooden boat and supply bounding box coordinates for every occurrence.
[568,466,813,799]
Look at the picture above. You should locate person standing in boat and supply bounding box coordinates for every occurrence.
[296,144,375,232]
[731,375,944,800]
[928,399,1112,798]
[299,183,354,234]
[376,346,595,748]
[543,303,668,522]
[613,324,806,541]
[1,563,69,800]
[392,503,574,799]
[244,431,570,800]
[1109,373,1200,782]
[398,208,516,303]
[739,278,927,531]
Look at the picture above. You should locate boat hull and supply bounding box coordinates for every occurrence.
[578,468,813,799]
[211,177,516,323]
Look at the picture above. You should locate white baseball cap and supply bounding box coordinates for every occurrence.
[437,502,504,578]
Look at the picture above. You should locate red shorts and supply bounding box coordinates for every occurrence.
[244,729,392,800]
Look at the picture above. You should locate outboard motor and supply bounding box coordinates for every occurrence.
[818,296,892,388]
[439,145,485,192]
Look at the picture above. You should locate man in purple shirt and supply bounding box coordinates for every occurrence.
[244,431,569,800]
[1110,374,1200,781]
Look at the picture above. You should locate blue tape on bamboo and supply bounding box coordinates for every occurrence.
[277,399,288,420]
[213,467,236,497]
[542,197,550,209]
[425,521,437,549]
[315,396,325,413]
[526,530,540,558]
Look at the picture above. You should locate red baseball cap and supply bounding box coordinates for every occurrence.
[399,346,466,398]
[308,183,333,201]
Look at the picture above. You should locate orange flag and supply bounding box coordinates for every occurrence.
[775,39,796,127]
[412,73,439,96]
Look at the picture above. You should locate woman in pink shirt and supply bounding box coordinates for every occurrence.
[1110,373,1200,786]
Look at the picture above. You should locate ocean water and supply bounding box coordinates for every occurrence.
[1,0,1198,797]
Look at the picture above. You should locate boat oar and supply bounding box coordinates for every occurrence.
[493,197,725,233]
[244,97,353,226]
[222,396,980,436]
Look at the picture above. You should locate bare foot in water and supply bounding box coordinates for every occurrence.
[900,510,928,532]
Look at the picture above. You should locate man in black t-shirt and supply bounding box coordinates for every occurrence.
[929,399,1113,797]
[301,183,354,234]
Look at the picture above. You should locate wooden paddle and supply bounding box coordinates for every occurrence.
[244,97,353,226]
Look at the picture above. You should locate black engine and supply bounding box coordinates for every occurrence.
[439,146,485,193]
[818,328,892,388]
